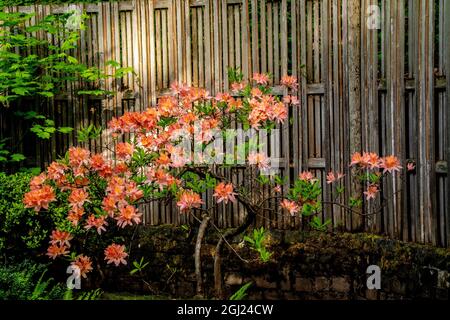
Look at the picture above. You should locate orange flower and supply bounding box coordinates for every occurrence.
[102,196,117,216]
[283,95,300,105]
[67,207,85,226]
[116,142,134,160]
[157,152,171,167]
[104,244,128,266]
[84,215,108,234]
[252,73,270,85]
[71,255,93,278]
[91,154,106,170]
[231,81,247,93]
[248,152,270,170]
[125,181,144,202]
[379,155,402,174]
[23,185,56,212]
[407,162,416,171]
[273,185,282,193]
[29,173,47,191]
[350,152,364,167]
[68,147,90,168]
[116,205,142,228]
[49,230,73,247]
[213,182,237,204]
[350,152,380,169]
[269,101,288,123]
[326,171,345,184]
[280,199,300,216]
[177,190,203,213]
[280,75,298,90]
[298,171,315,182]
[364,185,379,200]
[47,161,67,181]
[46,244,69,259]
[68,188,89,208]
[364,152,380,169]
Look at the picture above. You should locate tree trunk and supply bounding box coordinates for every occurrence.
[195,214,210,297]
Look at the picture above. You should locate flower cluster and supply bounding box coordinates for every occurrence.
[350,152,402,200]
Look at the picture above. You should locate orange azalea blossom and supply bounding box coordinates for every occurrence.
[227,98,243,112]
[116,205,142,228]
[407,162,416,171]
[251,87,263,97]
[268,101,288,123]
[68,147,90,168]
[350,152,380,169]
[215,92,233,103]
[231,81,247,93]
[273,185,282,193]
[114,162,130,175]
[49,230,73,247]
[326,171,345,184]
[116,142,134,160]
[71,255,93,278]
[68,188,89,208]
[125,181,144,202]
[177,190,203,213]
[298,171,316,182]
[104,244,128,267]
[29,173,47,191]
[280,75,298,90]
[91,153,113,178]
[157,96,178,117]
[84,215,108,234]
[147,168,179,191]
[102,196,117,216]
[213,182,237,204]
[379,155,402,174]
[156,152,171,167]
[47,161,67,181]
[248,152,270,170]
[23,185,56,212]
[282,95,300,105]
[280,199,300,216]
[68,207,85,226]
[46,243,69,259]
[252,73,270,85]
[364,185,379,200]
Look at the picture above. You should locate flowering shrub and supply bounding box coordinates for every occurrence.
[22,70,406,296]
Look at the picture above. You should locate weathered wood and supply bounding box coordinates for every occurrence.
[3,0,449,246]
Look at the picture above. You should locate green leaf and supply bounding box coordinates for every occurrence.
[10,153,26,162]
[58,127,74,134]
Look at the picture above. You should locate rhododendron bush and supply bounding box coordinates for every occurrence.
[22,70,407,297]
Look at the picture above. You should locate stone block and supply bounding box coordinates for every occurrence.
[255,276,277,289]
[225,273,243,286]
[294,277,313,292]
[314,276,330,291]
[331,277,351,293]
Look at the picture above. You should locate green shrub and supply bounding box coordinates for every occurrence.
[0,172,67,259]
[0,260,66,300]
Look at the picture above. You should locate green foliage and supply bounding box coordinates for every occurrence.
[63,288,103,300]
[0,260,65,300]
[0,138,25,163]
[77,124,102,143]
[182,171,217,195]
[229,282,252,300]
[309,216,331,232]
[130,257,149,275]
[0,172,67,257]
[0,10,133,163]
[244,227,272,263]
